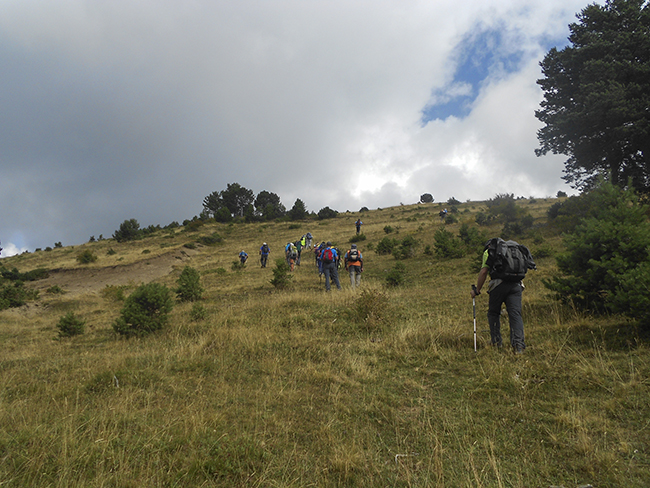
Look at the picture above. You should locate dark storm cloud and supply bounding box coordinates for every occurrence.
[0,0,587,255]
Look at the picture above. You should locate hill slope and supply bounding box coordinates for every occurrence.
[1,199,648,487]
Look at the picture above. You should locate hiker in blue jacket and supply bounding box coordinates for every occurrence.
[259,242,270,268]
[355,219,363,234]
[239,250,248,266]
[320,242,341,291]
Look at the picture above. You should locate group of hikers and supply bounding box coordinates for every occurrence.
[236,227,365,292]
[235,219,537,354]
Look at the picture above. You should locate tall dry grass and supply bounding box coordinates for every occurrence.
[1,199,648,487]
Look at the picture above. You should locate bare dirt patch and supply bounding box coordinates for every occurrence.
[30,247,200,297]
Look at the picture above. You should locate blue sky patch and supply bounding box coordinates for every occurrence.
[421,27,526,125]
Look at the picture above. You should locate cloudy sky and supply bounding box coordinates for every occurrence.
[0,0,591,256]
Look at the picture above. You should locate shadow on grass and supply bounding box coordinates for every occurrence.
[567,320,650,352]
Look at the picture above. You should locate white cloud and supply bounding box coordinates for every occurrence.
[1,242,27,258]
[0,0,588,250]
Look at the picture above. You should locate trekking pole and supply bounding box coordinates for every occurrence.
[471,285,478,352]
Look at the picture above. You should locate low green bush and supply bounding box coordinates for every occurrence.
[375,237,398,255]
[176,266,204,302]
[395,235,418,259]
[349,233,366,243]
[197,233,223,246]
[113,283,174,337]
[0,282,39,310]
[352,288,391,332]
[385,262,406,287]
[56,312,85,337]
[434,229,465,258]
[76,249,98,264]
[190,303,208,321]
[270,258,292,289]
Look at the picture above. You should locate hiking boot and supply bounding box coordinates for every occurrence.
[514,346,525,354]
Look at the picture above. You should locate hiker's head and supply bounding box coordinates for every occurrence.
[351,244,357,249]
[263,242,267,246]
[326,241,332,247]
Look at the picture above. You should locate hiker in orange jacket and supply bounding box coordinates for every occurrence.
[344,243,363,289]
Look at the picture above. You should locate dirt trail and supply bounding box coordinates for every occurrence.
[30,247,199,297]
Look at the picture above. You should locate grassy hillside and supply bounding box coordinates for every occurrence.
[1,199,648,487]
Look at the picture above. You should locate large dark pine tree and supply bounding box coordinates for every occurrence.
[535,0,650,192]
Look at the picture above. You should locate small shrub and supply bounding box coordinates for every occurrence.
[423,244,433,256]
[501,221,523,239]
[376,237,398,255]
[349,233,367,243]
[385,262,406,287]
[444,213,458,224]
[113,283,174,337]
[475,212,493,226]
[1,267,49,282]
[198,233,223,246]
[395,235,418,259]
[184,219,206,232]
[231,261,246,271]
[107,248,117,256]
[76,250,98,264]
[183,242,197,250]
[47,285,65,294]
[470,250,484,273]
[353,288,390,331]
[176,266,204,302]
[0,282,39,310]
[56,311,85,337]
[270,258,292,289]
[288,224,301,230]
[434,229,465,258]
[384,225,394,234]
[190,303,208,321]
[532,246,554,259]
[101,285,128,302]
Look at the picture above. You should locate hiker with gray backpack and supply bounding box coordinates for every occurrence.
[470,238,536,354]
[344,244,363,289]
